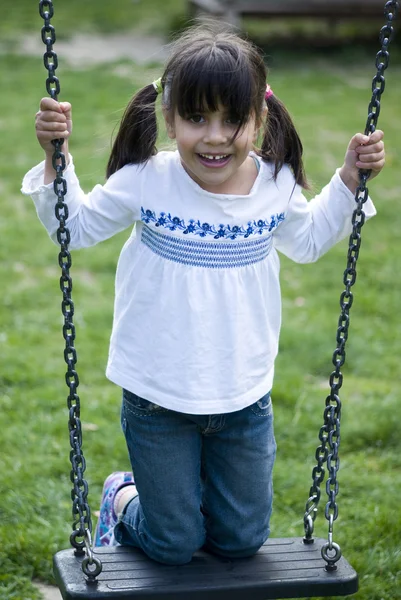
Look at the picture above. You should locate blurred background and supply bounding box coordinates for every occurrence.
[0,1,400,599]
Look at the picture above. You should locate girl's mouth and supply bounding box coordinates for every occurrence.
[197,153,232,168]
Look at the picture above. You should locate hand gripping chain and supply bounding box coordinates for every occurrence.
[39,0,102,582]
[303,0,398,572]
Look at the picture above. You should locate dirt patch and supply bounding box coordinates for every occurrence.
[10,31,168,67]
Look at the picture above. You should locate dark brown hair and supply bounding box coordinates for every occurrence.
[106,22,309,188]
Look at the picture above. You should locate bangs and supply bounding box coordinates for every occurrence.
[169,45,257,127]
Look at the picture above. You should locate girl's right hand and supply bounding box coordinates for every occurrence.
[35,97,72,155]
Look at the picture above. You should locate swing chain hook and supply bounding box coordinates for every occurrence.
[321,515,342,571]
[303,0,398,569]
[81,530,103,582]
[39,0,103,583]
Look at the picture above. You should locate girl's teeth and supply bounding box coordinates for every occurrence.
[199,154,228,160]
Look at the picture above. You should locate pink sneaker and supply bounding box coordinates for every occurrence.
[94,471,135,546]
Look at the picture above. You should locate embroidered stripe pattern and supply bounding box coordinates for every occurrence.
[141,207,285,239]
[141,225,273,269]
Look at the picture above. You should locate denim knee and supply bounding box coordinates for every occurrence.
[116,517,203,565]
[206,524,270,559]
[151,539,201,566]
[150,529,205,565]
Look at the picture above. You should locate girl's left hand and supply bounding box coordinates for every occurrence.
[339,129,385,192]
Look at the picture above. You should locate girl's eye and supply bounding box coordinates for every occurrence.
[226,116,241,125]
[189,115,205,124]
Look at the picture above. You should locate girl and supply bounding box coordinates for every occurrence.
[23,22,385,566]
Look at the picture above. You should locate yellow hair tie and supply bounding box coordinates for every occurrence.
[152,77,163,95]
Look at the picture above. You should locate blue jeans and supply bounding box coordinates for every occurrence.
[114,389,276,565]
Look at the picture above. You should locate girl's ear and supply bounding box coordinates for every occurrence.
[163,107,176,140]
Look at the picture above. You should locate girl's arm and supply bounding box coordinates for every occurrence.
[22,98,141,249]
[273,130,385,263]
[22,159,141,249]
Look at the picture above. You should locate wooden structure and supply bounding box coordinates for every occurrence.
[188,0,389,25]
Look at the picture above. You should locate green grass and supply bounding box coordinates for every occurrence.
[1,0,187,39]
[1,8,401,600]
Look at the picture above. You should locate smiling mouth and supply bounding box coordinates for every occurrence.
[197,153,232,167]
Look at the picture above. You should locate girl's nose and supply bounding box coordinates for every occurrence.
[203,123,228,145]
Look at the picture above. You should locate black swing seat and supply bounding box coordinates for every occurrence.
[54,537,358,600]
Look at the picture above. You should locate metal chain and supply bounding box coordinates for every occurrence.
[39,0,102,582]
[303,0,398,571]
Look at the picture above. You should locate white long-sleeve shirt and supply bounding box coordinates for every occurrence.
[22,150,376,414]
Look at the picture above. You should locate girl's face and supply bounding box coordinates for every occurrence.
[165,105,265,195]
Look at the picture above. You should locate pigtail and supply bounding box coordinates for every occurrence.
[259,94,310,190]
[106,84,159,179]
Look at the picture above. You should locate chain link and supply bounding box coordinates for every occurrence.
[303,0,398,570]
[39,0,102,581]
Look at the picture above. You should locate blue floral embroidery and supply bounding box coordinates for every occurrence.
[141,208,285,240]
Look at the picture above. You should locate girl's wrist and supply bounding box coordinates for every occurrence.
[44,144,70,165]
[44,145,69,184]
[44,143,69,159]
[338,165,358,194]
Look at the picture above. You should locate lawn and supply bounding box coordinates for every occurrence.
[0,2,400,600]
